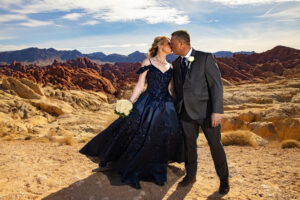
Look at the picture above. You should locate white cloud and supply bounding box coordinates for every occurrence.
[93,3,189,24]
[80,20,100,25]
[62,13,84,21]
[19,19,54,27]
[0,44,29,52]
[0,14,27,22]
[208,19,219,23]
[0,0,23,9]
[8,0,189,24]
[192,0,300,5]
[0,36,15,40]
[11,33,154,54]
[96,43,148,48]
[190,22,300,53]
[258,6,300,20]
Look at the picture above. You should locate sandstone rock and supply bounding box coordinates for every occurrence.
[5,77,42,99]
[237,111,257,122]
[248,97,273,104]
[221,116,245,132]
[29,99,73,116]
[274,118,300,140]
[291,93,300,103]
[25,116,50,127]
[0,112,28,136]
[221,130,268,147]
[247,122,277,138]
[222,78,233,86]
[1,78,10,89]
[20,78,44,96]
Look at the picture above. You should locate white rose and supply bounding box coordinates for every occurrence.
[188,56,195,63]
[115,99,133,117]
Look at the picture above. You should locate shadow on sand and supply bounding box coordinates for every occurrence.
[42,164,198,200]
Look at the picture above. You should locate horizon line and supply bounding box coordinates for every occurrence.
[0,45,297,56]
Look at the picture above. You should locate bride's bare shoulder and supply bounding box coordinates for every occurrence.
[141,58,151,67]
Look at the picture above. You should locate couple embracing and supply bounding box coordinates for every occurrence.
[79,30,230,195]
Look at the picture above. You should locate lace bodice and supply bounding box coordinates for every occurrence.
[136,64,173,101]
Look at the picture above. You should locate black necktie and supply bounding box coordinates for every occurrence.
[181,57,188,83]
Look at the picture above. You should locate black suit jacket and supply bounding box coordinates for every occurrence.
[172,49,224,120]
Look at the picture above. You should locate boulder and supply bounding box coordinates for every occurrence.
[274,118,300,140]
[20,78,44,96]
[4,77,42,99]
[221,130,268,147]
[247,122,277,138]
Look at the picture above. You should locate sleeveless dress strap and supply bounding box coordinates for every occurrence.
[136,65,151,74]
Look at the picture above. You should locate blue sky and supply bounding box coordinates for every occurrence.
[0,0,299,54]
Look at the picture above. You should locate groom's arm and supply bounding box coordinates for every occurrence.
[204,53,224,114]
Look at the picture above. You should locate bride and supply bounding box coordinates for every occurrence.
[79,36,184,189]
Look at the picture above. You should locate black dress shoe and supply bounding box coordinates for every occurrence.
[218,179,230,195]
[129,182,141,189]
[179,175,196,187]
[154,181,165,186]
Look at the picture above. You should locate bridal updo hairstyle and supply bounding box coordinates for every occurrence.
[148,36,170,58]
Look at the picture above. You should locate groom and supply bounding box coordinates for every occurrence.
[170,30,229,194]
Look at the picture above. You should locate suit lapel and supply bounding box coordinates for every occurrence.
[173,57,182,82]
[183,48,196,88]
[187,48,196,70]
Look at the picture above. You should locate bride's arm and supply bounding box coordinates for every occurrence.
[129,59,150,103]
[168,64,176,101]
[168,77,176,101]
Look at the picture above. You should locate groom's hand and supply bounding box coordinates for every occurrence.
[211,113,222,127]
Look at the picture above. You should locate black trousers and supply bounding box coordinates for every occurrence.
[180,104,229,180]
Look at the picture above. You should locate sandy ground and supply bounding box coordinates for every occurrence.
[0,137,299,200]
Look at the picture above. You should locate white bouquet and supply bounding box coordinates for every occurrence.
[114,99,133,118]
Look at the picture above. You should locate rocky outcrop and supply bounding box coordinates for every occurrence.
[2,77,43,99]
[20,78,44,96]
[222,77,300,141]
[29,99,73,116]
[0,78,113,139]
[1,46,299,94]
[216,46,300,83]
[0,57,117,94]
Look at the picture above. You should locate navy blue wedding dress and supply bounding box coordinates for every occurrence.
[79,63,184,185]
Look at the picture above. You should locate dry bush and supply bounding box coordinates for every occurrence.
[33,135,54,143]
[24,136,32,140]
[55,136,75,146]
[221,130,268,147]
[281,139,300,149]
[4,135,14,141]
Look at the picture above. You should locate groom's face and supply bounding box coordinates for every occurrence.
[170,36,184,56]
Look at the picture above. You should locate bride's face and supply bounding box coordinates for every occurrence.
[160,39,172,54]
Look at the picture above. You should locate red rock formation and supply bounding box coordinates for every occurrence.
[1,46,299,92]
[0,57,116,94]
[216,46,300,84]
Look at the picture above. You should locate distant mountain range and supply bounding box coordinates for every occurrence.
[0,47,255,65]
[214,51,255,58]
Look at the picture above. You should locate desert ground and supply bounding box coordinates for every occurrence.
[0,75,299,200]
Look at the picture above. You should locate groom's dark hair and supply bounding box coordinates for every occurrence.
[171,30,190,45]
